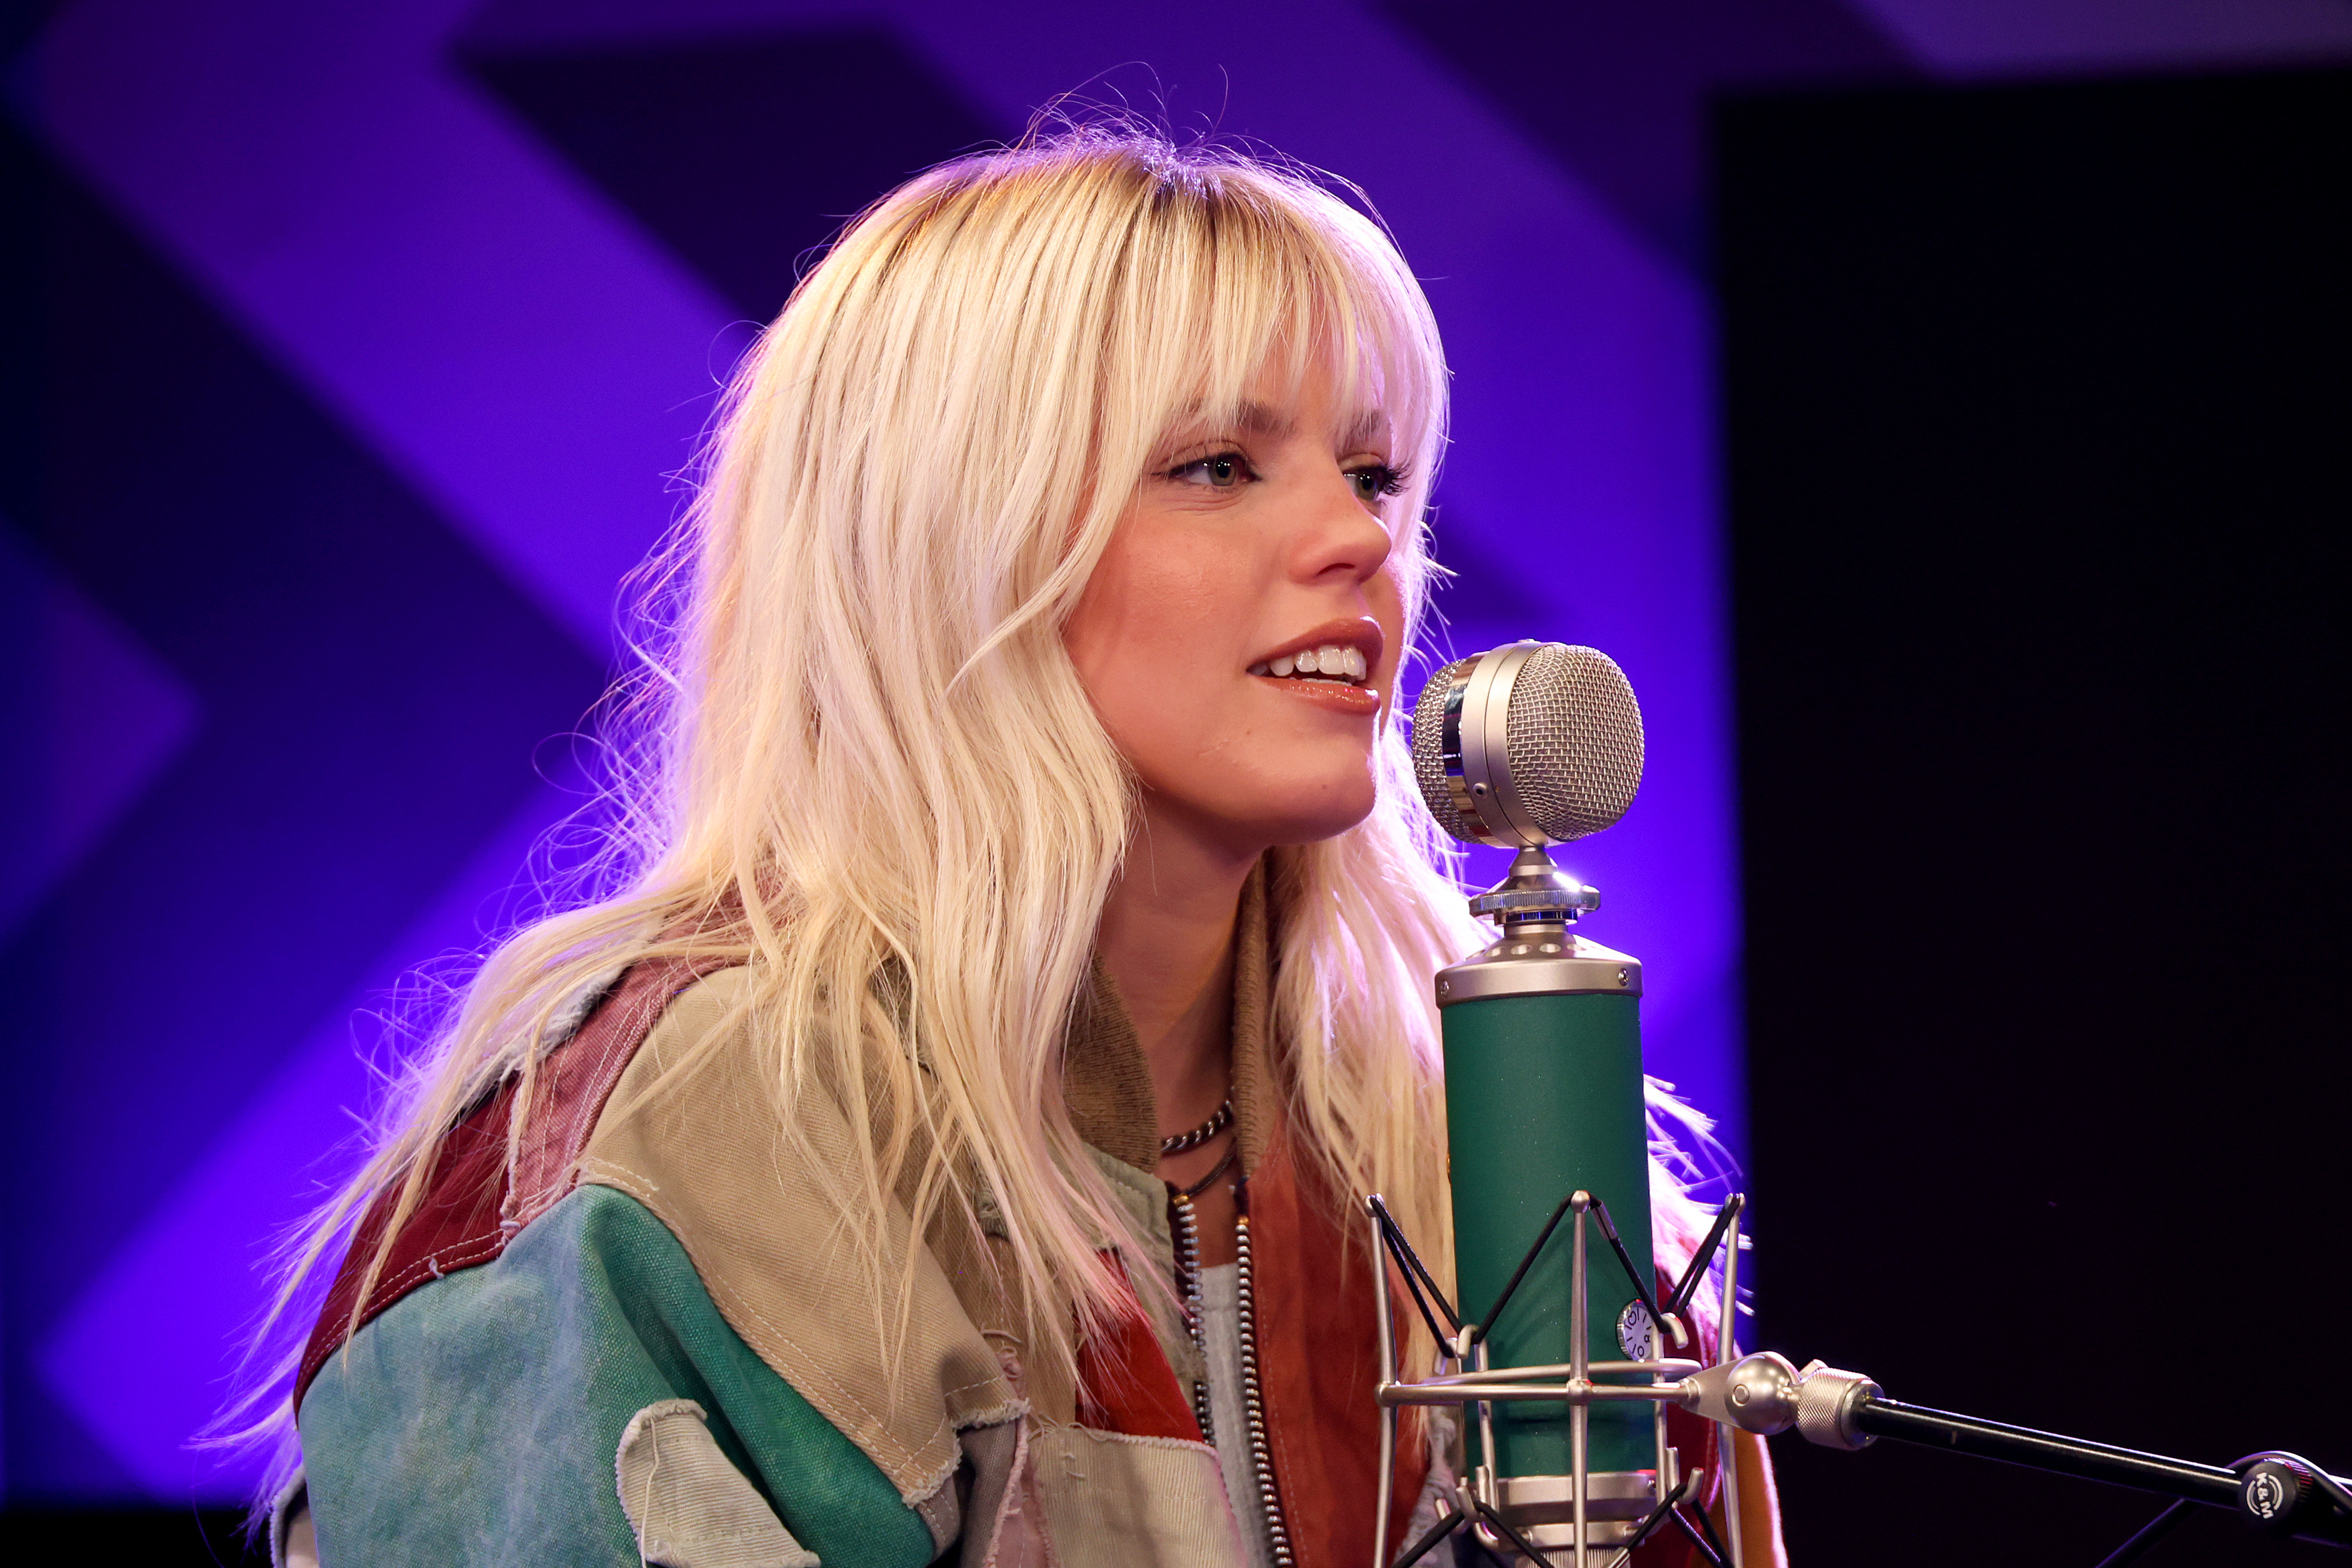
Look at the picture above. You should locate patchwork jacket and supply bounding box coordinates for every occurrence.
[295,878,1725,1565]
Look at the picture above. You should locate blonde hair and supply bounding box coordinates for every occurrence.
[231,123,1486,1492]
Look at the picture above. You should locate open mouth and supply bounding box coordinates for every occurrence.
[1248,643,1371,685]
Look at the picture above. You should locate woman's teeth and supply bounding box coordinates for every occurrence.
[1248,645,1369,684]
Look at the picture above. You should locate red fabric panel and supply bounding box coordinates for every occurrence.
[1073,1253,1205,1443]
[293,957,717,1409]
[508,958,728,1225]
[295,1077,515,1407]
[1246,1126,1426,1568]
[1635,1273,1725,1568]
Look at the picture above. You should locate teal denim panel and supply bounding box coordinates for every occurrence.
[300,1183,934,1567]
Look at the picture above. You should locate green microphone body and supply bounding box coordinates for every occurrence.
[1439,940,1653,1478]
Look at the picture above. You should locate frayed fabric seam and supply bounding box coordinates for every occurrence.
[269,1469,308,1568]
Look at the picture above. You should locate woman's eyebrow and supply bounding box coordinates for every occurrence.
[1160,401,1383,446]
[1232,401,1296,438]
[1338,409,1389,450]
[1229,403,1388,447]
[1153,402,1277,445]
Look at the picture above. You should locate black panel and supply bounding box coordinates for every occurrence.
[1722,68,2350,1564]
[1,1507,267,1564]
[459,27,1004,321]
[1384,0,1911,267]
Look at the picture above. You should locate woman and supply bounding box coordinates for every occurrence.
[261,123,1782,1566]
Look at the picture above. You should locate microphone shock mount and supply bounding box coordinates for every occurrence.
[1360,1190,2352,1565]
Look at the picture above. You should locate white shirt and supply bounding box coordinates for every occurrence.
[1198,1263,1281,1568]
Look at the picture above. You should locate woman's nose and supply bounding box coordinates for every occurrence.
[1288,473,1394,588]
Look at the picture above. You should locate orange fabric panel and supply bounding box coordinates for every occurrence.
[1073,1253,1206,1444]
[1246,1128,1427,1568]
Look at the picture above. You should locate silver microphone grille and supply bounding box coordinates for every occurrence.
[1410,655,1483,842]
[1409,642,1645,848]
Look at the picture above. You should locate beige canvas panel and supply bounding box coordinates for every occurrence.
[575,967,1021,1531]
[1083,1145,1207,1400]
[614,1399,823,1568]
[1031,1426,1250,1568]
[929,1175,1078,1431]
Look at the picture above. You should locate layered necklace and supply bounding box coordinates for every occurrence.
[1161,1095,1239,1443]
[1159,1098,1233,1157]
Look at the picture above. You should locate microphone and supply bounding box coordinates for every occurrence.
[1410,642,1662,1552]
[1411,641,1645,851]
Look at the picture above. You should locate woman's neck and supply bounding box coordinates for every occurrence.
[1095,793,1257,1141]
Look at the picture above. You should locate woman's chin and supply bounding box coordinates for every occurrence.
[1138,747,1381,855]
[1243,779,1381,849]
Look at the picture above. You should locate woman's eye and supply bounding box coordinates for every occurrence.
[1346,463,1407,504]
[1171,452,1252,489]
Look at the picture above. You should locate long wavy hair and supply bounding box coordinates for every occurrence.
[228,123,1512,1499]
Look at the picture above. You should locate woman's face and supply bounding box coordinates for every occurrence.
[1065,359,1408,861]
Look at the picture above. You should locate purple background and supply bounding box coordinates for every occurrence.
[5,0,2348,1507]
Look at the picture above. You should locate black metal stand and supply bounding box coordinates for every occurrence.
[1855,1399,2243,1507]
[1847,1396,2352,1552]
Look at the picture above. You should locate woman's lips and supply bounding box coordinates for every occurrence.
[1254,671,1382,716]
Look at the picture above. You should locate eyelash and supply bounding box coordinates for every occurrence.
[1163,451,1413,499]
[1167,451,1257,487]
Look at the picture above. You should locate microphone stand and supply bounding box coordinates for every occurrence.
[1363,1191,2352,1565]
